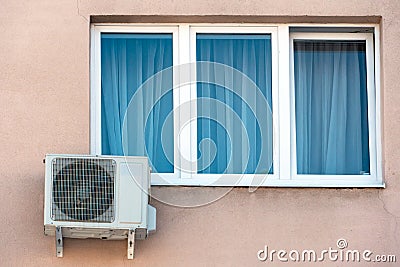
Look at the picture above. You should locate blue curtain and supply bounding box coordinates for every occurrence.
[196,34,273,174]
[294,41,370,175]
[101,33,174,173]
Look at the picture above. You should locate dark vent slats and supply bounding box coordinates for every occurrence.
[51,158,115,223]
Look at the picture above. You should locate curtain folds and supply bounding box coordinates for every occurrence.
[294,41,370,175]
[101,34,174,173]
[196,34,273,174]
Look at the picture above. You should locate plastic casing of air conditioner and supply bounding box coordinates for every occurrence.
[44,154,156,240]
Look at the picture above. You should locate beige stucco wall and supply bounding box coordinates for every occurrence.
[1,0,399,266]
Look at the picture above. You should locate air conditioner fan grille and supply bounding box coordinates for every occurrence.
[51,158,115,222]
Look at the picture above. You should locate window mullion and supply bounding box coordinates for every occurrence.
[172,27,181,178]
[189,26,198,177]
[177,24,195,178]
[277,25,292,180]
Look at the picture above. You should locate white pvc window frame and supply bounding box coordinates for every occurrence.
[90,23,384,187]
[185,26,280,186]
[90,25,181,182]
[288,30,383,187]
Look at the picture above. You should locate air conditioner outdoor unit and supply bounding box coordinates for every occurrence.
[44,154,156,259]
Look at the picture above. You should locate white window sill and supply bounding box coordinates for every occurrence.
[151,174,385,188]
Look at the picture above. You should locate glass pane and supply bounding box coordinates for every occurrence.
[101,33,174,173]
[294,40,370,175]
[196,34,273,174]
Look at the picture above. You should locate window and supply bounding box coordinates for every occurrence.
[195,32,273,175]
[91,24,383,187]
[100,32,174,174]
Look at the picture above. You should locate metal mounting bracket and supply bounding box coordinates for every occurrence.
[127,229,135,259]
[55,226,63,258]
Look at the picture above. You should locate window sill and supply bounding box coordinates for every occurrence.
[151,174,385,188]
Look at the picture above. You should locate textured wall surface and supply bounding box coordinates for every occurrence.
[0,0,399,266]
